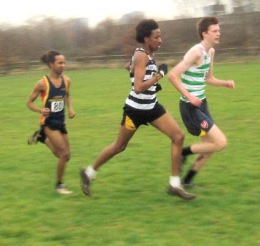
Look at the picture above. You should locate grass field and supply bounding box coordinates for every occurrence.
[0,62,259,245]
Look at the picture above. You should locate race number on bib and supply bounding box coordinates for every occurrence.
[51,100,64,112]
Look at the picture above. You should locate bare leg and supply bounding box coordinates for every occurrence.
[81,114,195,199]
[191,124,227,154]
[151,112,185,177]
[44,138,59,158]
[182,153,212,186]
[44,127,70,184]
[93,125,136,170]
[80,125,136,196]
[151,112,196,200]
[191,152,213,171]
[183,125,227,185]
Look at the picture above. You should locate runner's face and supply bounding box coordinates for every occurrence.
[51,55,65,74]
[204,24,221,45]
[148,29,162,51]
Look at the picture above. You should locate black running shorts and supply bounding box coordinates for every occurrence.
[121,102,166,130]
[38,124,68,143]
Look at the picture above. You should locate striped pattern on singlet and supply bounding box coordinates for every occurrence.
[125,48,158,110]
[181,43,211,102]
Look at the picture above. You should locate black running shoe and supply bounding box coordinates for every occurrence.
[27,130,41,145]
[182,182,194,189]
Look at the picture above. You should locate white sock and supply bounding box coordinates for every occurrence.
[169,176,181,188]
[86,166,96,180]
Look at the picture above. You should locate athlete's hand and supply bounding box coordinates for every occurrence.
[69,110,76,119]
[40,108,50,117]
[155,83,162,92]
[189,95,202,107]
[226,80,235,89]
[158,64,168,77]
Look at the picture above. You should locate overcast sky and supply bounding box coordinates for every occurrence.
[0,0,233,27]
[0,0,178,27]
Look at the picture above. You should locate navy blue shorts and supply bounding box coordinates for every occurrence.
[38,124,68,143]
[179,99,214,136]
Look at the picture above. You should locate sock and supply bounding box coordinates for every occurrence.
[169,176,181,188]
[183,170,197,184]
[56,181,63,188]
[182,146,193,156]
[86,166,97,180]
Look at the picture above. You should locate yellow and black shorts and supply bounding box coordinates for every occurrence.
[121,103,166,130]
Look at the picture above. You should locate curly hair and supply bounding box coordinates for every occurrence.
[135,19,159,43]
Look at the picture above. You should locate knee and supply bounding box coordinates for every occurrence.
[60,150,70,162]
[176,130,185,144]
[215,137,227,152]
[172,130,185,145]
[116,144,127,153]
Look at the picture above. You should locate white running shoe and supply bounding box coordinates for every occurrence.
[55,184,73,195]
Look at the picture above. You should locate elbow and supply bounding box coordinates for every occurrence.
[26,100,33,110]
[168,73,178,86]
[133,86,142,94]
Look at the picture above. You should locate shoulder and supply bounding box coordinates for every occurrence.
[36,77,47,91]
[62,75,71,93]
[133,49,148,59]
[186,44,203,57]
[183,45,202,65]
[209,47,215,57]
[62,75,71,85]
[62,74,71,82]
[132,49,149,67]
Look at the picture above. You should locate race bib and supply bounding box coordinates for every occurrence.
[51,100,64,112]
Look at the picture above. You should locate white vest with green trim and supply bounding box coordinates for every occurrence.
[181,43,211,102]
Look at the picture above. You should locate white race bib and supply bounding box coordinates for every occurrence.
[51,100,64,112]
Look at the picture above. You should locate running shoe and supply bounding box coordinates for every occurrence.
[55,183,73,195]
[27,130,40,145]
[167,185,196,200]
[80,168,91,196]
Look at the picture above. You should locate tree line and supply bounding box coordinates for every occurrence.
[0,12,259,68]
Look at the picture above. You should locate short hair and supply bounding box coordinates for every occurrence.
[40,50,61,65]
[135,19,159,43]
[197,17,219,40]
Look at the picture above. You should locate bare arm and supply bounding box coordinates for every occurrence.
[64,77,76,119]
[26,79,50,117]
[206,49,235,89]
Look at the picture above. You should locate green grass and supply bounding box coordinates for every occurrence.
[0,63,259,246]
